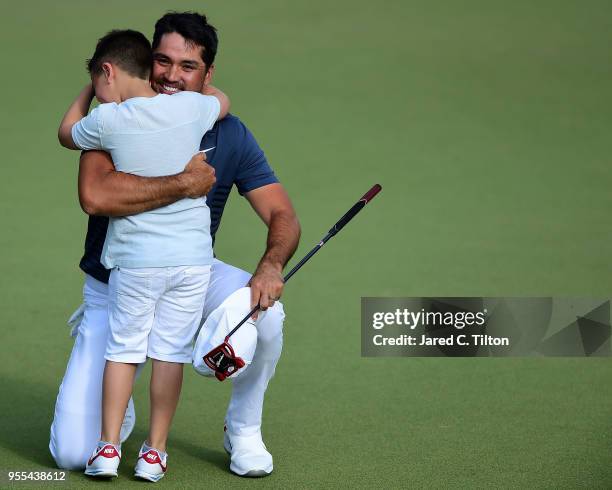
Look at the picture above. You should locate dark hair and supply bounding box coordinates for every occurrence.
[87,29,152,80]
[152,12,218,68]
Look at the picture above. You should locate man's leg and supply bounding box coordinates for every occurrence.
[224,304,284,436]
[49,275,137,470]
[203,259,284,475]
[49,275,110,470]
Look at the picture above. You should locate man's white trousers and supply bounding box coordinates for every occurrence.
[49,259,284,470]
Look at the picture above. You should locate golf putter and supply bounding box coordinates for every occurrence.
[203,184,382,381]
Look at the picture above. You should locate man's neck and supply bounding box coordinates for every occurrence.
[119,78,157,102]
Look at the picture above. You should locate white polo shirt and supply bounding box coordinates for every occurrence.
[72,91,220,269]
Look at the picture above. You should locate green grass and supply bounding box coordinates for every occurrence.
[1,0,612,487]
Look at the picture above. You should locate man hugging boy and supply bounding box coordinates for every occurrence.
[58,29,229,482]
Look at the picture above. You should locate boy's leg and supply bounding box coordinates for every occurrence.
[133,361,183,483]
[102,267,158,441]
[148,360,184,451]
[146,265,211,449]
[101,361,138,444]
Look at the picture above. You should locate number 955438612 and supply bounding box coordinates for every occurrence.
[7,471,66,482]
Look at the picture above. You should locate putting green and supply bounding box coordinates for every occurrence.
[1,1,611,487]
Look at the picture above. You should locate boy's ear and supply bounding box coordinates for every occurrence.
[101,62,113,82]
[204,64,215,86]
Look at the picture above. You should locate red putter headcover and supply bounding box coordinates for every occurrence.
[203,340,245,381]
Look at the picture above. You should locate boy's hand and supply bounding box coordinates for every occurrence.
[202,84,230,119]
[77,83,95,108]
[180,152,216,198]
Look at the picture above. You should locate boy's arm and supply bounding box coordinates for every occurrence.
[58,84,95,149]
[202,84,230,119]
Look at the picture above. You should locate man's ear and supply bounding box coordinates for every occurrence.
[204,64,215,85]
[101,62,113,83]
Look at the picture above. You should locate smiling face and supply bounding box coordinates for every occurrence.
[151,32,213,95]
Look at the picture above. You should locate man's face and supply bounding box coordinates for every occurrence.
[151,32,212,95]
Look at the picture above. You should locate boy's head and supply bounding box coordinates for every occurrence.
[151,12,218,95]
[87,29,152,103]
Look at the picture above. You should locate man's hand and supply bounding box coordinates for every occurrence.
[180,152,216,198]
[248,260,285,319]
[244,183,301,319]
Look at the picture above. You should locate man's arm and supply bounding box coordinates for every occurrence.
[79,150,216,216]
[245,183,301,316]
[58,84,95,149]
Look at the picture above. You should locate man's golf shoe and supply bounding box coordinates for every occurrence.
[223,427,273,477]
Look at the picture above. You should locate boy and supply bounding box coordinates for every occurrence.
[58,29,229,482]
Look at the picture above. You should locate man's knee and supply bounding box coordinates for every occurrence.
[49,408,97,471]
[255,302,285,357]
[50,437,88,470]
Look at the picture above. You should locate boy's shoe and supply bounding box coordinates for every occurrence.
[223,427,273,477]
[84,443,121,478]
[134,443,167,482]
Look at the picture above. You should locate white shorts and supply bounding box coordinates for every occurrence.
[106,265,211,364]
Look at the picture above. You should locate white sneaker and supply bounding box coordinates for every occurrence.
[134,443,167,482]
[223,428,273,477]
[120,397,136,443]
[84,443,121,478]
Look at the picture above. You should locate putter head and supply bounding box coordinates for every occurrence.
[203,340,246,382]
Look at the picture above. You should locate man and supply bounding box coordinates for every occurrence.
[49,12,300,478]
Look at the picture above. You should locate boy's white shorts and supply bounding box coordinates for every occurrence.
[106,265,211,364]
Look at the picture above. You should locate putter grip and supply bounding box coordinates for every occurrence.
[361,183,382,203]
[329,184,382,235]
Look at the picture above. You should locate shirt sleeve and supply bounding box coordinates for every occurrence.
[235,121,279,195]
[71,107,103,150]
[198,94,221,133]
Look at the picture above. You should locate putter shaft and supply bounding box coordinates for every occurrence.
[226,184,382,339]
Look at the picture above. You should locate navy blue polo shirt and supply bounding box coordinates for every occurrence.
[79,114,278,284]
